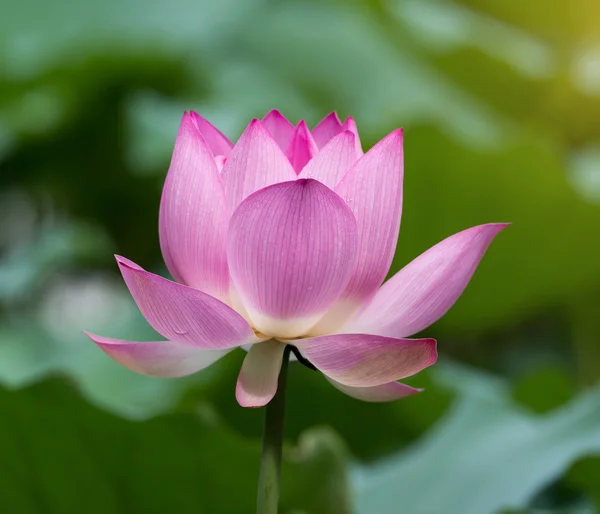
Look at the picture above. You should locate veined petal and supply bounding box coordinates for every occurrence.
[262,110,296,153]
[296,334,437,387]
[236,340,285,407]
[311,112,343,148]
[314,129,403,332]
[342,117,363,157]
[116,256,256,349]
[189,111,233,157]
[85,333,229,378]
[228,179,358,338]
[221,119,296,212]
[325,377,422,402]
[298,131,358,188]
[287,120,319,173]
[159,112,230,301]
[344,223,509,337]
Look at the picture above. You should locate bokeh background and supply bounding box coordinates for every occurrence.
[2,0,600,512]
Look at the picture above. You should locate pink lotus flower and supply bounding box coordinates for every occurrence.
[85,111,507,407]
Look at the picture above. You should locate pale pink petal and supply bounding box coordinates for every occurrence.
[313,129,404,333]
[228,179,358,338]
[262,110,296,153]
[236,340,285,407]
[296,334,437,387]
[116,256,256,349]
[221,119,296,212]
[311,112,343,148]
[298,131,358,188]
[344,223,509,337]
[287,120,319,173]
[85,332,229,378]
[325,376,422,402]
[189,111,233,157]
[342,117,363,157]
[159,112,230,301]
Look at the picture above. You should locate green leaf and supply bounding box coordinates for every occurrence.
[354,365,600,514]
[0,378,351,514]
[566,456,600,512]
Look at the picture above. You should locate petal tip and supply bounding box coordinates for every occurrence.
[385,127,404,144]
[326,111,342,123]
[114,255,141,271]
[297,119,310,130]
[476,222,511,240]
[235,378,268,408]
[263,109,285,119]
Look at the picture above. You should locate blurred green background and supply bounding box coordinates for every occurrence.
[2,0,600,512]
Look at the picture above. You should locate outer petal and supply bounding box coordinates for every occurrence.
[228,179,358,338]
[221,119,296,212]
[85,333,229,378]
[262,110,296,153]
[189,111,233,157]
[342,117,363,157]
[287,120,319,173]
[116,256,256,349]
[312,129,404,333]
[325,377,422,402]
[296,334,437,387]
[298,131,358,188]
[311,112,343,149]
[344,223,509,338]
[159,112,230,301]
[236,340,285,407]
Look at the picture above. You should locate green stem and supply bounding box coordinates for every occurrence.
[257,344,291,514]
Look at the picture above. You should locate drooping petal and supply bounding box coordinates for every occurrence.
[287,120,319,173]
[228,179,358,338]
[159,112,230,301]
[116,256,256,349]
[189,111,233,157]
[298,131,358,188]
[344,223,509,338]
[85,333,229,378]
[296,334,437,387]
[325,376,422,402]
[236,340,285,407]
[221,119,297,212]
[311,112,343,148]
[312,129,404,333]
[342,117,363,157]
[262,110,296,153]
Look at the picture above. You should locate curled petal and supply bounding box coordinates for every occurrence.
[85,333,229,377]
[298,131,358,188]
[159,112,230,300]
[221,119,296,211]
[345,224,509,337]
[236,340,286,407]
[296,334,437,387]
[312,112,344,148]
[228,179,358,338]
[313,129,403,332]
[325,377,422,402]
[287,120,319,173]
[262,110,296,153]
[189,111,233,157]
[116,256,256,349]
